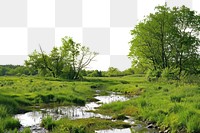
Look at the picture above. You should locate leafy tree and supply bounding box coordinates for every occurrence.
[129,4,200,77]
[106,67,122,77]
[25,36,97,79]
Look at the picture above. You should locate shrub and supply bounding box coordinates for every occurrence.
[183,74,200,84]
[146,69,161,81]
[161,67,180,80]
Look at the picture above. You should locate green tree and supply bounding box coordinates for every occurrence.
[129,4,200,77]
[25,36,97,79]
[106,67,122,77]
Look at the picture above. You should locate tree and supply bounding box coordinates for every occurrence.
[106,67,122,77]
[25,36,98,79]
[60,37,98,79]
[129,4,200,76]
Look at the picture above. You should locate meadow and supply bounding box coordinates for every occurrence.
[0,75,200,132]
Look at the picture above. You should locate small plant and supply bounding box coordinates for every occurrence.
[170,96,182,103]
[112,114,128,120]
[187,114,200,133]
[0,105,8,118]
[21,127,31,133]
[146,69,161,81]
[3,117,21,130]
[41,115,56,130]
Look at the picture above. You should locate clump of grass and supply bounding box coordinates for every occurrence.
[0,105,8,118]
[187,114,200,133]
[0,95,19,114]
[112,114,128,120]
[170,96,182,103]
[52,118,131,133]
[41,115,56,130]
[21,127,31,133]
[0,117,21,131]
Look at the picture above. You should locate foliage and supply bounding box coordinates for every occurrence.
[0,117,21,131]
[161,67,180,80]
[129,4,200,77]
[52,118,130,133]
[146,69,161,81]
[96,75,200,132]
[0,65,31,76]
[21,127,31,133]
[41,116,56,130]
[105,67,122,77]
[25,36,98,79]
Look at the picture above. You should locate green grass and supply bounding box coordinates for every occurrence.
[51,117,131,133]
[0,75,200,132]
[95,75,200,132]
[41,115,56,130]
[0,76,98,109]
[0,76,103,131]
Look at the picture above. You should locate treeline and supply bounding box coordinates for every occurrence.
[0,65,32,76]
[0,65,134,78]
[82,67,134,77]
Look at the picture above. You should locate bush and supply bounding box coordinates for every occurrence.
[146,69,161,81]
[161,68,180,80]
[41,116,56,130]
[183,74,200,84]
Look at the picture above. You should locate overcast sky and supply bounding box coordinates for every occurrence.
[0,0,199,71]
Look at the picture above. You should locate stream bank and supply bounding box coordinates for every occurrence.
[15,91,159,133]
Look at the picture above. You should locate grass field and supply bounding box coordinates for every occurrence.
[0,75,200,132]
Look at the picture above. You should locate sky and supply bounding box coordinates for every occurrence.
[0,0,199,71]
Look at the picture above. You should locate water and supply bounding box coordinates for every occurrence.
[15,92,159,133]
[96,128,131,133]
[15,93,128,132]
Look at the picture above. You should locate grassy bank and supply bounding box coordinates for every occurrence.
[40,116,130,133]
[95,75,200,132]
[0,75,200,132]
[0,76,103,132]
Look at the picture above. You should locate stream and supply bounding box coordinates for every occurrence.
[15,92,159,133]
